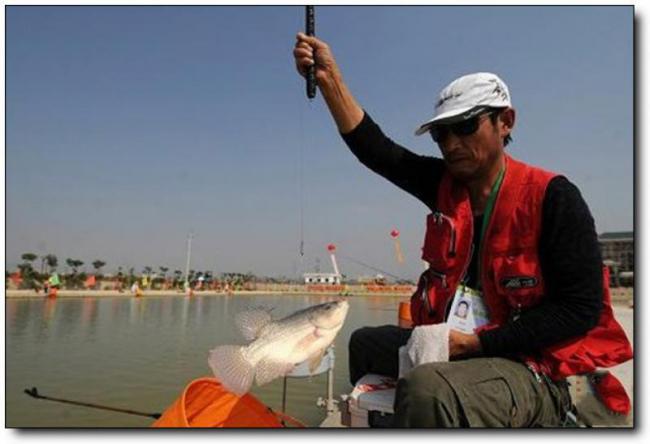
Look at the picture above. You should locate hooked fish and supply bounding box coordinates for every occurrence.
[208,299,349,396]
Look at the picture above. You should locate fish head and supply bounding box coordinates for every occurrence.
[308,299,349,330]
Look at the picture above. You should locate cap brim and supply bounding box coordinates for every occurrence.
[414,105,476,136]
[414,105,495,136]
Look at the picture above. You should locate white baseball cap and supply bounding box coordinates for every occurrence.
[415,72,512,136]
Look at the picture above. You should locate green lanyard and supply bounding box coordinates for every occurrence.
[476,167,505,289]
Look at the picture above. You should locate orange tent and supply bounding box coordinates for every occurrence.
[10,271,22,287]
[85,275,96,289]
[151,378,304,428]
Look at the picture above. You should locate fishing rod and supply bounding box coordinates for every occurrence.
[24,387,162,420]
[338,254,411,283]
[305,6,317,100]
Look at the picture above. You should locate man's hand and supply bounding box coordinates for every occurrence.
[292,32,364,134]
[449,329,482,359]
[293,33,340,84]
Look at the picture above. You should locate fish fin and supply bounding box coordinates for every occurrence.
[235,308,273,341]
[255,358,294,387]
[208,345,254,396]
[308,349,326,374]
[294,330,319,350]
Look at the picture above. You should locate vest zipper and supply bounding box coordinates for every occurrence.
[458,217,475,285]
[433,212,457,257]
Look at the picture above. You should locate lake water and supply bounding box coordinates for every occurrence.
[6,294,406,428]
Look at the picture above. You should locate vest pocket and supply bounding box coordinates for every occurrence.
[410,268,452,325]
[422,211,458,270]
[492,251,544,310]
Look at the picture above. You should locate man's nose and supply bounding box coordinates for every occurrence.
[441,133,462,156]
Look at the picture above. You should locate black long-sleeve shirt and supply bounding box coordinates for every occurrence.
[342,112,603,357]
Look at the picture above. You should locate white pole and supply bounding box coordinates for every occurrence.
[184,232,193,290]
[330,253,340,277]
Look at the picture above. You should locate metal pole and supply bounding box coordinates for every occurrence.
[326,363,335,413]
[282,376,288,413]
[184,231,193,290]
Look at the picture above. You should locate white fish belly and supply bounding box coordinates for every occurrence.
[244,321,316,366]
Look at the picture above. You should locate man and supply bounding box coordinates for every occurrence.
[454,300,469,319]
[293,34,632,427]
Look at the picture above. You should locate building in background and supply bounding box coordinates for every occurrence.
[599,231,634,287]
[303,273,341,285]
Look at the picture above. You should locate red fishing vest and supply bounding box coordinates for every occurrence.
[410,155,632,410]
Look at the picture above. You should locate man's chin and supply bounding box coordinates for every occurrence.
[446,163,477,182]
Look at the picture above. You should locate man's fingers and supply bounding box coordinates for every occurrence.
[295,52,315,76]
[295,32,327,49]
[296,58,314,76]
[296,41,312,52]
[293,46,313,58]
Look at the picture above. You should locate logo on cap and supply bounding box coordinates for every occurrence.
[436,92,462,109]
[489,79,509,101]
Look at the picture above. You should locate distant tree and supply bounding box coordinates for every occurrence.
[173,270,183,289]
[159,266,169,278]
[17,253,40,289]
[65,258,75,274]
[63,259,84,288]
[72,260,84,273]
[204,270,213,284]
[21,253,38,264]
[92,260,106,276]
[45,254,58,272]
[17,264,38,290]
[143,266,152,276]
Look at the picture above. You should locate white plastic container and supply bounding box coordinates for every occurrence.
[344,374,397,427]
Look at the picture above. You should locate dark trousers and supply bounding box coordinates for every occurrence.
[349,325,572,427]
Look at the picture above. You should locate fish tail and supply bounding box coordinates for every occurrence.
[208,345,255,396]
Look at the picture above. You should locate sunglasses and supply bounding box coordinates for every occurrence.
[429,109,498,143]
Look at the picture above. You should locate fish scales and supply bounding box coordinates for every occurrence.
[208,300,349,396]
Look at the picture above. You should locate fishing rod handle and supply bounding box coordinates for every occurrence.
[305,6,317,99]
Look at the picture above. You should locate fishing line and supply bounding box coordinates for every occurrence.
[338,253,410,283]
[298,88,306,262]
[297,6,317,277]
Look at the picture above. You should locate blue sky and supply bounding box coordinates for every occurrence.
[5,6,633,279]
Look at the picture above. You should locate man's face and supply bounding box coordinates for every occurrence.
[432,108,515,181]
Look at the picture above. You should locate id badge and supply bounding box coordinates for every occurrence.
[446,284,490,334]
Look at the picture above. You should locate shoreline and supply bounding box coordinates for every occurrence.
[4,288,634,305]
[4,289,414,299]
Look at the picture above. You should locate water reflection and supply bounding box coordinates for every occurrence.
[55,299,83,340]
[7,299,33,339]
[6,294,404,427]
[7,299,18,328]
[81,298,100,341]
